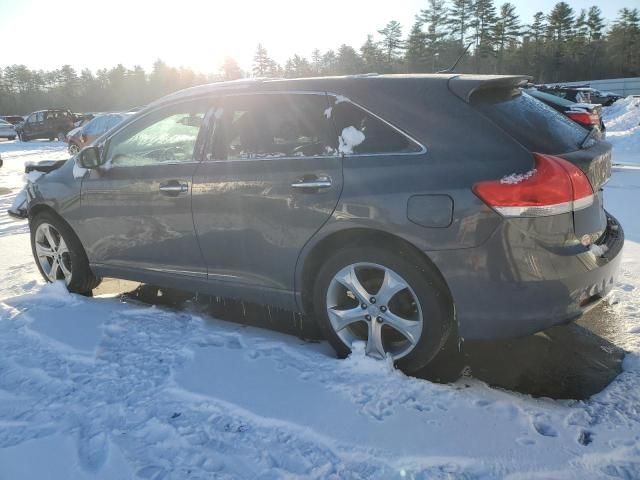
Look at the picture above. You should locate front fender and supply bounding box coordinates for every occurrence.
[25,159,82,223]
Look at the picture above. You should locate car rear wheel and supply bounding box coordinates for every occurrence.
[30,212,101,294]
[56,131,65,142]
[313,246,453,373]
[68,143,80,155]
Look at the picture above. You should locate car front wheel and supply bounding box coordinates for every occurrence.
[313,245,453,372]
[68,143,80,155]
[30,212,101,294]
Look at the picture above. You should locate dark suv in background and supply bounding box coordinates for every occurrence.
[13,75,623,372]
[17,109,75,141]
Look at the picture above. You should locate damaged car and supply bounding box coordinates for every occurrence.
[9,75,624,371]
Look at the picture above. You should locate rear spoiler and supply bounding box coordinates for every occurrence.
[448,75,531,103]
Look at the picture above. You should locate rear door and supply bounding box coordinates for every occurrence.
[192,92,342,294]
[78,99,212,278]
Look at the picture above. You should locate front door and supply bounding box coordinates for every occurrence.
[77,100,212,279]
[192,92,343,297]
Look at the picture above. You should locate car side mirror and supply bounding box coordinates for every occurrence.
[78,146,101,169]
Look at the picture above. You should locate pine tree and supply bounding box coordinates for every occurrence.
[405,20,429,72]
[547,2,575,42]
[252,43,277,77]
[448,0,474,49]
[587,6,605,42]
[335,44,364,74]
[574,9,589,43]
[494,3,521,72]
[311,49,322,74]
[361,35,386,72]
[470,0,498,71]
[377,21,404,63]
[420,0,449,51]
[221,57,243,80]
[608,8,640,76]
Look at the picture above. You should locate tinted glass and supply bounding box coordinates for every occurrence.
[329,98,421,155]
[106,102,207,166]
[27,114,37,123]
[36,112,44,122]
[472,90,588,154]
[214,94,335,160]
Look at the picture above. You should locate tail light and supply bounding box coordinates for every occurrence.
[566,111,599,127]
[473,153,594,217]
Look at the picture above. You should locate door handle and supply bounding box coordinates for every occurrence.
[159,180,189,196]
[291,175,332,190]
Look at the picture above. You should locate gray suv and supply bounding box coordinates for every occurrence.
[14,75,624,372]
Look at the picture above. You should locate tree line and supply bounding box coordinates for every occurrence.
[1,2,639,115]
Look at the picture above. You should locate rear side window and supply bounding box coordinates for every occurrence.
[329,98,422,155]
[472,90,588,154]
[214,94,336,160]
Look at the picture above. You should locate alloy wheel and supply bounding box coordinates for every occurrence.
[34,222,73,284]
[326,262,423,360]
[69,143,80,154]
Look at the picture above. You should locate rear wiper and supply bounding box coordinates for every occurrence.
[580,127,599,149]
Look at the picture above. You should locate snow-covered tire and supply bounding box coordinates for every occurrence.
[30,211,101,294]
[56,131,65,142]
[312,246,453,373]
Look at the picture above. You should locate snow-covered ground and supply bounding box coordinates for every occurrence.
[604,96,640,165]
[0,128,639,479]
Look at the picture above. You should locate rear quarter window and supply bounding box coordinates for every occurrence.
[329,98,422,155]
[472,90,588,154]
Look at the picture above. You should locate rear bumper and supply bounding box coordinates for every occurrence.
[428,212,624,340]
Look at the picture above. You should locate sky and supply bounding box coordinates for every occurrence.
[0,0,632,74]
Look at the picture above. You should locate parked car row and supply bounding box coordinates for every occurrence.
[0,109,133,148]
[538,85,623,106]
[525,86,606,136]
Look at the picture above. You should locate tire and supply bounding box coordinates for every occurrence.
[19,133,29,142]
[56,131,65,142]
[30,211,102,294]
[8,136,15,141]
[313,245,453,373]
[68,143,80,155]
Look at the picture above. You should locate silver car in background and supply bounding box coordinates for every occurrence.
[0,119,17,140]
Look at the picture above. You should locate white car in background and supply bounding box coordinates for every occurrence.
[0,119,17,140]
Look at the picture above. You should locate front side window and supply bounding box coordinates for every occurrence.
[36,112,44,122]
[213,94,336,160]
[329,97,422,155]
[27,114,37,124]
[106,102,208,167]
